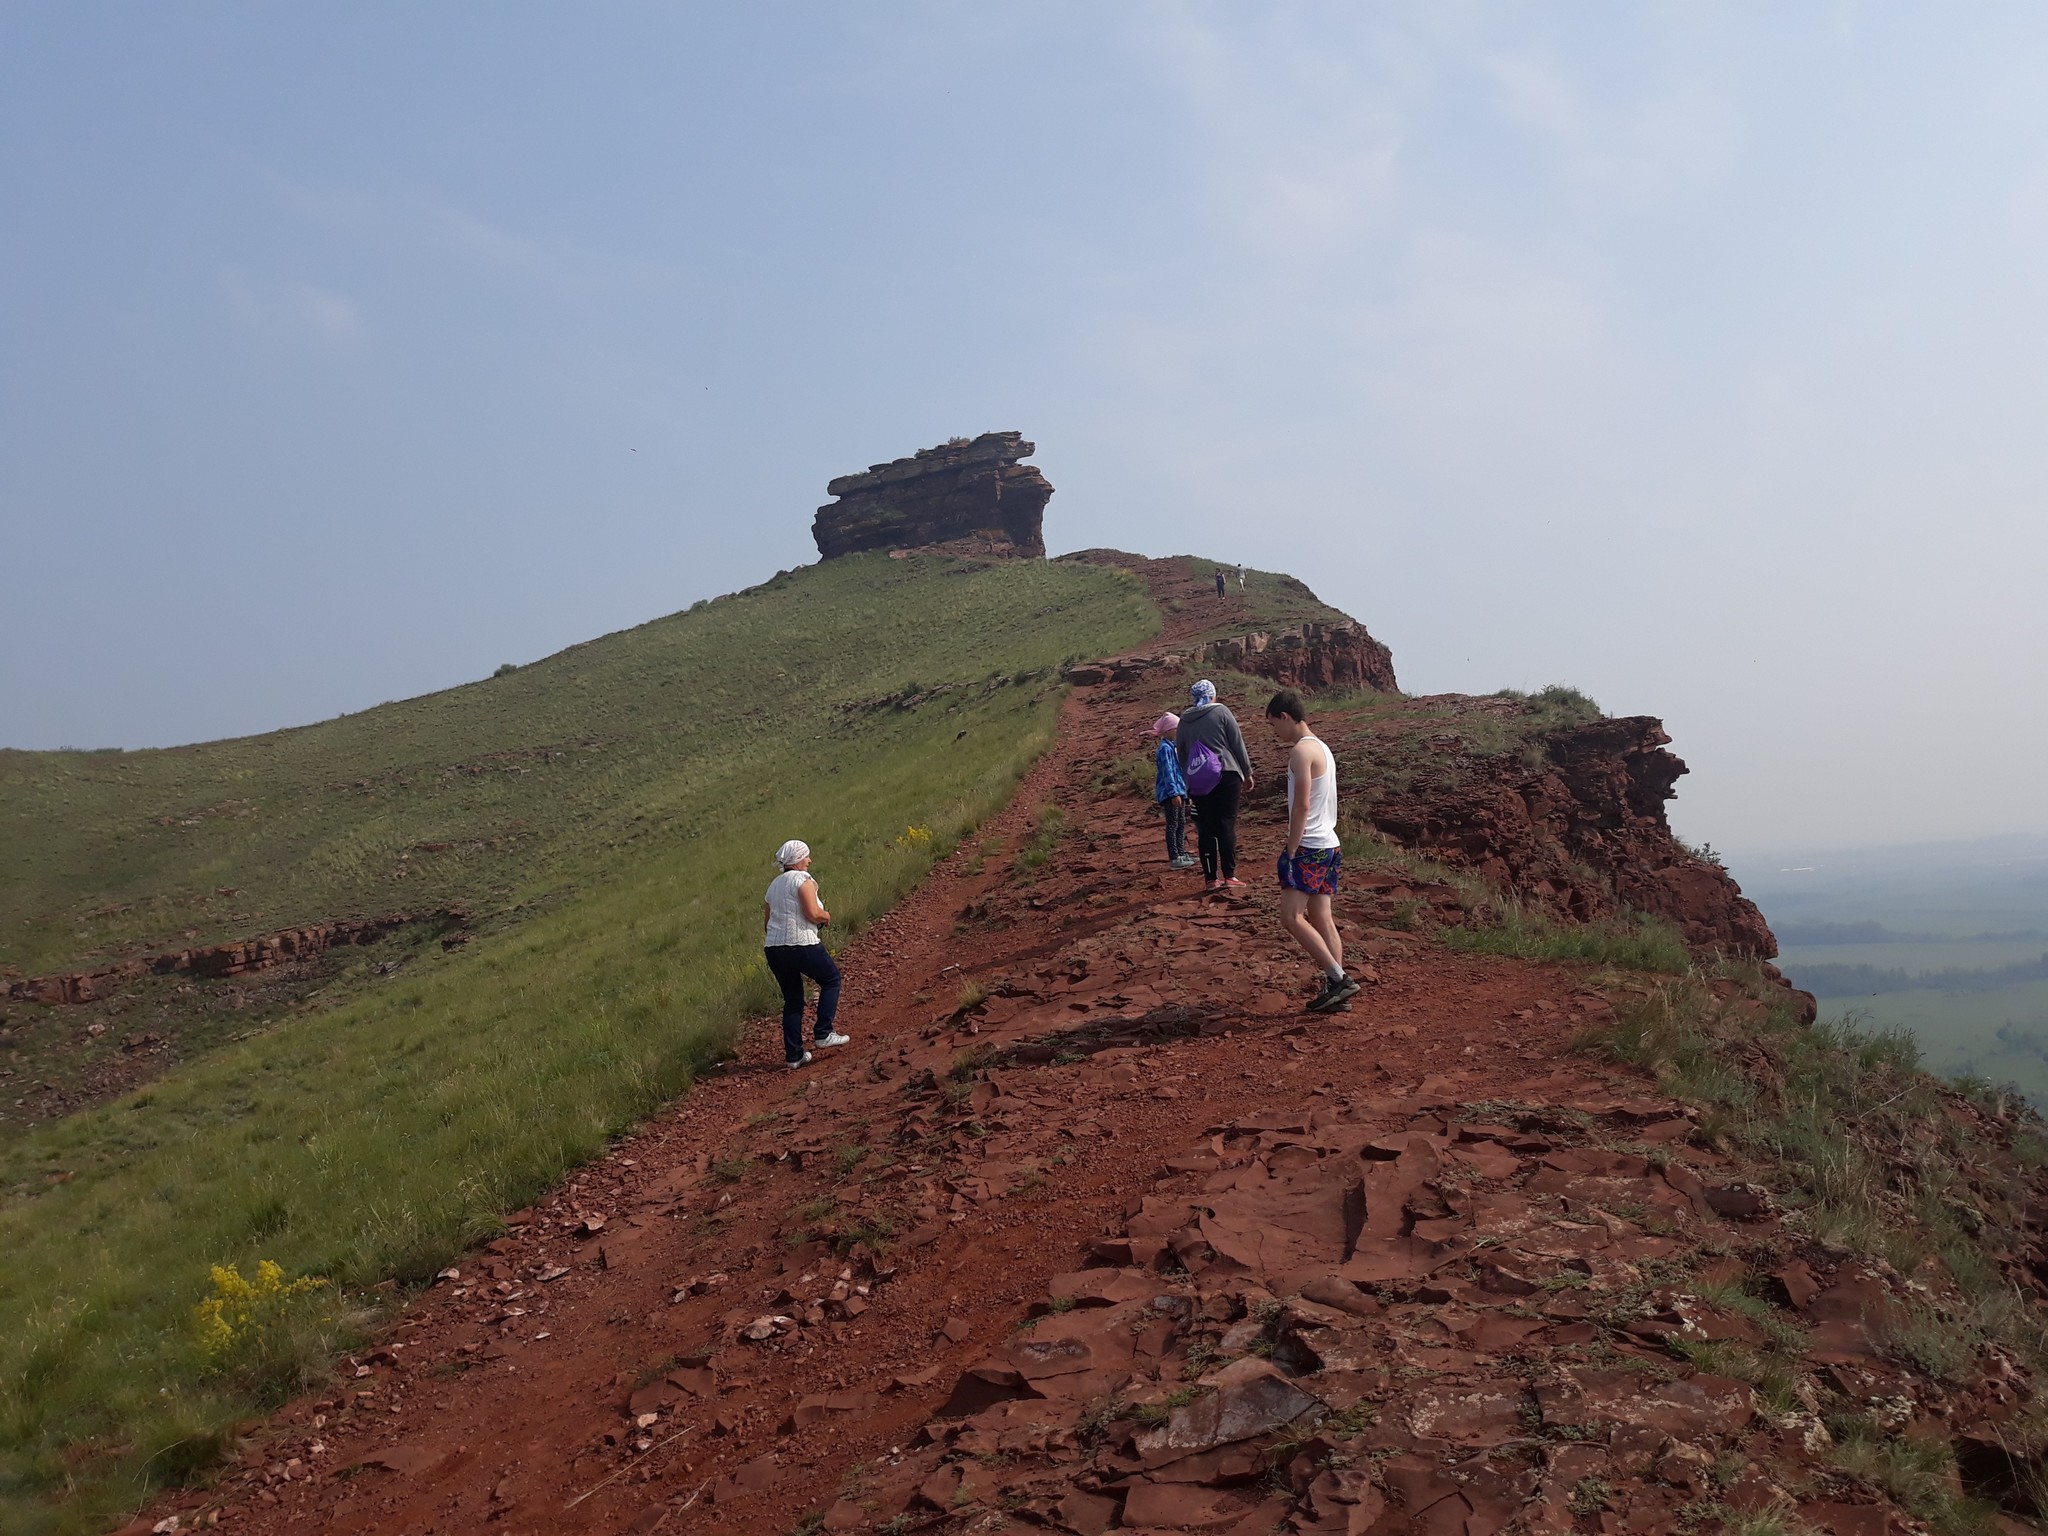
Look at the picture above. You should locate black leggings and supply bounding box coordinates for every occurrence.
[1191,772,1243,881]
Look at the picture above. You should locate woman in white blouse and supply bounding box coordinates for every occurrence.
[762,839,852,1068]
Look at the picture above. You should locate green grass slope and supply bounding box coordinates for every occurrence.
[0,552,1155,1534]
[0,557,1136,977]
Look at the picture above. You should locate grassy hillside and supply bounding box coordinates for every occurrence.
[1,557,1139,977]
[1799,980,2048,1109]
[0,552,1156,1534]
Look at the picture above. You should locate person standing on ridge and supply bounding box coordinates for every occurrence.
[763,840,852,1068]
[1265,689,1359,1013]
[1150,712,1197,870]
[1176,680,1254,891]
[1236,565,1246,594]
[1214,569,1227,600]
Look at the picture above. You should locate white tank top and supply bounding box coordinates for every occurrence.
[1288,739,1340,850]
[764,870,821,947]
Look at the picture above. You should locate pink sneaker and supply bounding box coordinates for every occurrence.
[1221,878,1246,889]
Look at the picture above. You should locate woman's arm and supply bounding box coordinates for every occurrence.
[799,878,831,926]
[762,901,771,936]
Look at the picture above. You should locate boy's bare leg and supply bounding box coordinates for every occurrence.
[1280,889,1341,974]
[1309,895,1342,972]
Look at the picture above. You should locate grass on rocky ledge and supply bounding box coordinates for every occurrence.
[1446,902,1692,974]
[1578,964,2048,1528]
[0,553,1156,1535]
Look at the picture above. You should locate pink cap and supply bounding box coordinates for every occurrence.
[1151,712,1179,737]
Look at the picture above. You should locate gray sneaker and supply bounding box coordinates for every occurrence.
[786,1051,813,1069]
[1307,976,1361,1013]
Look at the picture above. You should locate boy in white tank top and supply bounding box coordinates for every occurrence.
[1265,689,1359,1014]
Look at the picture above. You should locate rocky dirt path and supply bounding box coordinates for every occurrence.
[136,576,1952,1536]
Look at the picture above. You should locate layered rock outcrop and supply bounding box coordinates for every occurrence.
[1192,621,1397,694]
[1065,623,1398,695]
[5,911,461,1005]
[1363,712,1780,962]
[812,432,1051,560]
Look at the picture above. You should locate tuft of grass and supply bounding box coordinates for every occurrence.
[1447,902,1689,972]
[1877,1301,1979,1383]
[1827,1416,1994,1533]
[835,1216,895,1255]
[1668,1337,1801,1415]
[948,1044,995,1082]
[1692,1274,1809,1355]
[1012,805,1067,873]
[1567,1477,1611,1516]
[1718,1514,1825,1536]
[1126,1385,1204,1428]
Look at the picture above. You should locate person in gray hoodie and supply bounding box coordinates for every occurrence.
[1175,679,1255,888]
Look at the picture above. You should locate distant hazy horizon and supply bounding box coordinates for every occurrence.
[5,6,2046,851]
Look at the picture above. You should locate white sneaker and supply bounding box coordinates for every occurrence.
[786,1052,813,1069]
[815,1032,851,1049]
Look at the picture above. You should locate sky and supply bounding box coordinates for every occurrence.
[4,4,2046,855]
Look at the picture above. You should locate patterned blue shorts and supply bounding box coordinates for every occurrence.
[1278,846,1341,895]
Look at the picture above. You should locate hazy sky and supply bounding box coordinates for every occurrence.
[5,4,2046,853]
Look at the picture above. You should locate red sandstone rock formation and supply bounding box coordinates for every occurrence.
[1362,712,1781,964]
[5,911,460,1005]
[812,432,1051,560]
[1065,623,1398,695]
[1192,621,1398,693]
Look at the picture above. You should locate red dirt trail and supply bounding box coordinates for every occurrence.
[138,563,1891,1536]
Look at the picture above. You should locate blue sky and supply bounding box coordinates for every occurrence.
[4,4,2045,852]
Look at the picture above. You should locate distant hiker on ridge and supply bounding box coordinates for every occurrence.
[1236,565,1246,594]
[1176,680,1253,891]
[763,840,852,1068]
[1214,569,1228,600]
[1266,689,1358,1013]
[1150,712,1197,871]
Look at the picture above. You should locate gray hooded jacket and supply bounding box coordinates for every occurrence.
[1175,703,1253,783]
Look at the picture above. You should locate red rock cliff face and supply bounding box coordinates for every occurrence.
[1362,713,1779,961]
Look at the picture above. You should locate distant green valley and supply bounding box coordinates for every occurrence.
[1736,834,2048,1104]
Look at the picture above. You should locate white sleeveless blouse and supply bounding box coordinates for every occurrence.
[764,870,821,947]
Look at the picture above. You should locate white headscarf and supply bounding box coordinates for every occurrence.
[775,839,811,869]
[1190,679,1217,708]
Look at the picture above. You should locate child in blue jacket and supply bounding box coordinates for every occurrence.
[1151,713,1197,870]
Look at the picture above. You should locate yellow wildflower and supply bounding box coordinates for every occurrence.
[193,1260,327,1358]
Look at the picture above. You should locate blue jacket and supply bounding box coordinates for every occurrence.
[1154,739,1188,802]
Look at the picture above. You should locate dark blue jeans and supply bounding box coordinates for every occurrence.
[1162,797,1187,861]
[765,944,840,1063]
